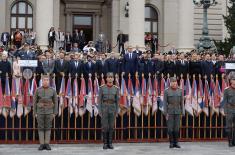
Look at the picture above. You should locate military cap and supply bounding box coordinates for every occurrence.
[106,72,114,77]
[170,77,177,82]
[228,71,235,80]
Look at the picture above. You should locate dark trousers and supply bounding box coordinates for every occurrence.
[226,113,235,142]
[49,38,54,48]
[118,43,124,54]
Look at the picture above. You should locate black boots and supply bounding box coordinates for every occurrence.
[103,131,114,150]
[45,144,52,150]
[38,144,44,151]
[169,132,174,148]
[103,132,108,150]
[108,131,114,149]
[169,132,181,148]
[228,131,235,147]
[173,132,181,148]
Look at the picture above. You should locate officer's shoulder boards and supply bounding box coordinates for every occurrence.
[100,84,106,88]
[113,85,119,89]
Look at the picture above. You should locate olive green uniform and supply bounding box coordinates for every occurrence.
[164,87,184,147]
[33,86,58,145]
[223,87,235,146]
[98,84,119,149]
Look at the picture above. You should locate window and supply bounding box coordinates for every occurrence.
[11,1,33,33]
[145,6,159,52]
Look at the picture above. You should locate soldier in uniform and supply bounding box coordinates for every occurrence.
[222,71,235,147]
[98,72,119,149]
[33,75,58,150]
[164,77,185,148]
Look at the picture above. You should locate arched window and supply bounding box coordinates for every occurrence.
[145,6,158,51]
[11,1,33,33]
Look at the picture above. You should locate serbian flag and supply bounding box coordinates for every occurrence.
[101,74,105,85]
[93,76,100,117]
[179,77,185,115]
[140,74,147,113]
[191,77,198,112]
[127,75,134,110]
[220,75,227,116]
[165,76,170,88]
[209,77,215,116]
[152,76,158,115]
[185,77,194,116]
[202,78,209,116]
[213,77,221,116]
[79,75,86,116]
[197,76,204,115]
[143,75,153,116]
[17,79,24,118]
[58,76,66,117]
[39,76,42,87]
[73,77,79,118]
[86,74,94,117]
[66,75,73,115]
[133,75,141,116]
[23,79,31,116]
[115,75,121,114]
[30,76,38,111]
[10,77,17,118]
[158,75,165,112]
[51,76,56,91]
[0,78,3,115]
[119,76,128,115]
[3,75,11,118]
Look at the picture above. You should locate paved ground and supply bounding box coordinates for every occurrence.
[0,142,234,155]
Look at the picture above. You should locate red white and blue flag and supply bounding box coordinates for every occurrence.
[133,75,141,116]
[10,77,17,118]
[58,76,66,116]
[86,74,94,117]
[73,77,79,118]
[66,75,73,115]
[202,78,209,116]
[17,79,24,118]
[93,76,99,117]
[152,76,158,115]
[159,75,165,112]
[79,75,87,116]
[185,77,193,116]
[119,76,128,115]
[3,75,11,118]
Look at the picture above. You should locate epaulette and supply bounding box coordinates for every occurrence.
[100,84,106,87]
[113,85,119,89]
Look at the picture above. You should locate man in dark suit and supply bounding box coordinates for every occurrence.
[83,54,95,79]
[117,31,126,54]
[78,30,86,50]
[106,52,119,75]
[153,54,164,76]
[164,54,177,77]
[202,54,214,79]
[1,32,10,47]
[19,43,36,60]
[133,45,142,57]
[54,52,69,93]
[48,27,55,48]
[0,53,12,93]
[123,46,138,78]
[42,52,55,75]
[65,32,72,52]
[176,53,189,79]
[73,29,79,45]
[95,53,108,78]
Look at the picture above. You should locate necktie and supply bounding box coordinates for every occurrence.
[59,32,60,40]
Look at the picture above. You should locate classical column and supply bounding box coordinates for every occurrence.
[177,0,194,52]
[0,0,6,33]
[111,0,120,51]
[53,0,60,29]
[129,0,145,48]
[36,0,54,48]
[95,14,100,40]
[65,12,72,33]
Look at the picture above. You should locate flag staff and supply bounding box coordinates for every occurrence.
[160,73,164,139]
[204,75,207,139]
[128,73,131,140]
[210,74,213,139]
[74,73,78,141]
[148,73,151,140]
[154,74,157,139]
[141,73,144,140]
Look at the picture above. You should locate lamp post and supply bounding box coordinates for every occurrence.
[193,0,218,53]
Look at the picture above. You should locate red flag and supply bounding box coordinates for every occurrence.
[0,78,3,115]
[133,75,141,116]
[23,79,31,116]
[58,76,66,117]
[10,77,17,118]
[17,79,24,118]
[213,77,221,115]
[79,75,86,116]
[86,74,94,117]
[127,75,134,109]
[203,78,209,116]
[73,76,79,118]
[159,75,165,112]
[220,74,227,116]
[65,75,73,114]
[152,76,158,115]
[3,75,11,118]
[93,76,99,117]
[119,76,128,115]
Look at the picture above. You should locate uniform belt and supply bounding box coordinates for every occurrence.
[103,100,115,104]
[38,101,54,108]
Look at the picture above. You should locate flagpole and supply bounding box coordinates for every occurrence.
[160,73,164,139]
[209,74,213,140]
[53,74,56,142]
[5,114,8,141]
[215,74,219,139]
[128,73,131,140]
[180,74,183,139]
[33,74,36,141]
[26,114,28,141]
[204,75,207,139]
[12,116,14,141]
[141,73,144,140]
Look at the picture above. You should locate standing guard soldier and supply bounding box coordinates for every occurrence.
[33,75,58,151]
[222,71,235,147]
[98,72,119,149]
[164,77,185,148]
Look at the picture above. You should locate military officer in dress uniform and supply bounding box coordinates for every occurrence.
[33,75,58,151]
[98,72,119,150]
[164,77,185,148]
[222,71,235,147]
